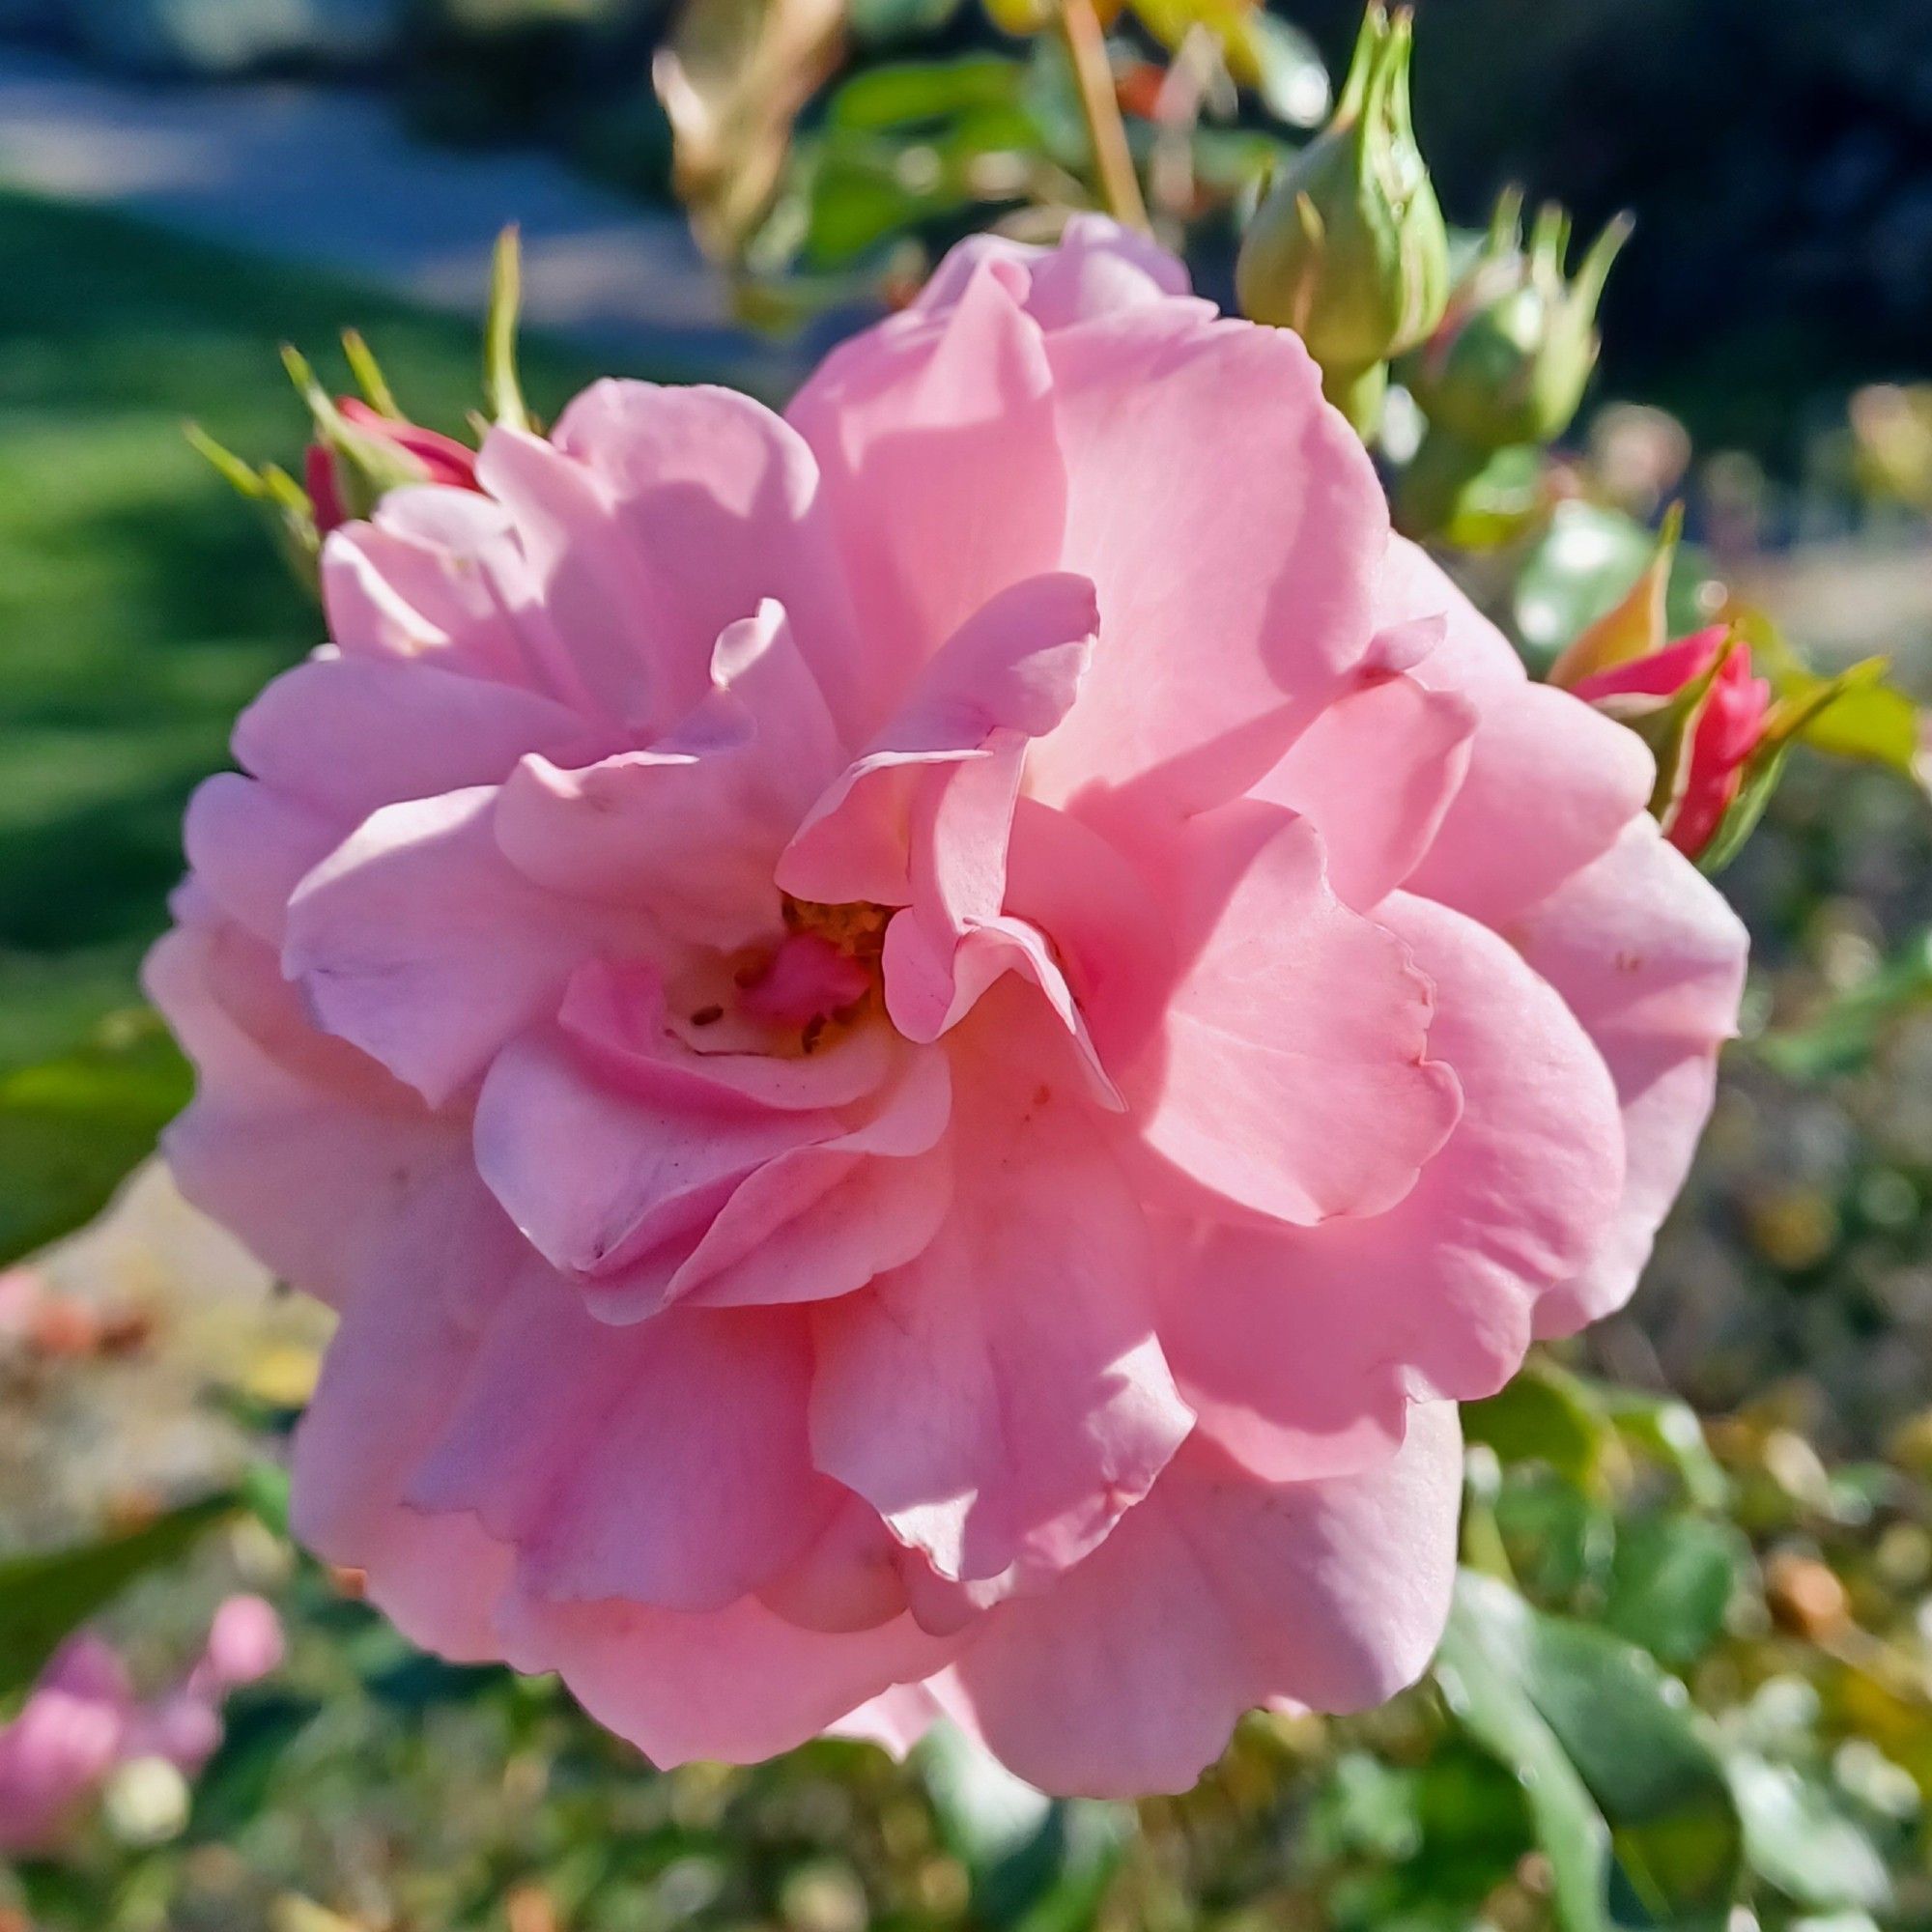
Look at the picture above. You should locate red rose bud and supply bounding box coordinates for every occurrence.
[306,398,481,535]
[1572,625,1772,858]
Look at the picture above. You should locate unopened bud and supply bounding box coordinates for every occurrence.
[1236,3,1448,428]
[1406,189,1630,452]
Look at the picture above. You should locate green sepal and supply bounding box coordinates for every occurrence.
[486,224,532,435]
[183,421,321,594]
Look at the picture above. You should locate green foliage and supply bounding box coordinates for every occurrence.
[0,1009,190,1267]
[919,1719,1130,1929]
[0,1494,236,1709]
[1756,929,1932,1083]
[1509,500,1715,672]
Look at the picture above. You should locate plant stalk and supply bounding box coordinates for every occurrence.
[1057,0,1150,232]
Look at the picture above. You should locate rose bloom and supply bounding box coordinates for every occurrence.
[1570,624,1773,859]
[150,219,1746,1797]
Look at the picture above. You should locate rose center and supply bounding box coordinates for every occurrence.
[676,898,891,1058]
[781,895,893,960]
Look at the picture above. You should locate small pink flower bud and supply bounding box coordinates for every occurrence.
[195,1594,285,1691]
[307,399,481,535]
[1571,626,1772,858]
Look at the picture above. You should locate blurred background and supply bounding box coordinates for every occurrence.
[4,1,1932,1928]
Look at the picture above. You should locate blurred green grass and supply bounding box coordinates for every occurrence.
[0,190,602,1070]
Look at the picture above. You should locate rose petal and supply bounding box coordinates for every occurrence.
[1132,803,1462,1226]
[939,1406,1462,1796]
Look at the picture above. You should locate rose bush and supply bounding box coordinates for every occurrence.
[148,217,1747,1797]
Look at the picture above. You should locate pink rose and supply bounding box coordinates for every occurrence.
[0,1638,132,1854]
[305,398,481,536]
[150,217,1746,1797]
[1570,625,1773,859]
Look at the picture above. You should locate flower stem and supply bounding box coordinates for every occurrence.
[1056,0,1150,233]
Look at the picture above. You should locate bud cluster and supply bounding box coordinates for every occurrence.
[1236,3,1446,432]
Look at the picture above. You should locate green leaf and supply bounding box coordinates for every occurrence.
[1304,1750,1425,1862]
[1747,617,1927,786]
[825,54,1028,131]
[919,1719,1130,1931]
[1494,1468,1614,1605]
[0,1006,192,1267]
[1512,502,1714,674]
[1435,1578,1612,1932]
[1431,441,1546,551]
[1436,1570,1745,1931]
[1463,1356,1609,1488]
[1727,1756,1892,1913]
[1598,1388,1731,1510]
[1795,674,1924,779]
[184,1690,324,1843]
[1603,1514,1743,1665]
[0,1494,238,1707]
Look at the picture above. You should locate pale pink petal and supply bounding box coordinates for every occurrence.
[1512,817,1747,1331]
[940,1406,1462,1797]
[1158,895,1624,1480]
[145,914,485,1313]
[196,1597,285,1690]
[320,492,549,691]
[759,1492,913,1634]
[282,786,646,1106]
[810,1046,1192,1588]
[472,426,671,730]
[182,773,338,943]
[881,909,1118,1108]
[471,1024,832,1282]
[1256,670,1477,910]
[1001,796,1174,1075]
[778,571,1098,910]
[671,1049,953,1311]
[408,1279,841,1612]
[289,1179,528,1662]
[787,258,1069,718]
[826,1683,944,1755]
[557,956,895,1114]
[781,574,1100,1060]
[0,1657,130,1853]
[551,381,868,740]
[1021,213,1198,329]
[1131,803,1461,1226]
[1025,312,1386,822]
[497,1590,955,1770]
[495,600,843,949]
[233,650,603,825]
[1376,539,1656,923]
[1405,678,1655,928]
[915,216,1196,332]
[1374,536,1523,693]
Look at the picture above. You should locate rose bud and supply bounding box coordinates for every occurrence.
[304,397,481,536]
[1569,626,1772,859]
[1406,189,1630,455]
[1236,3,1448,432]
